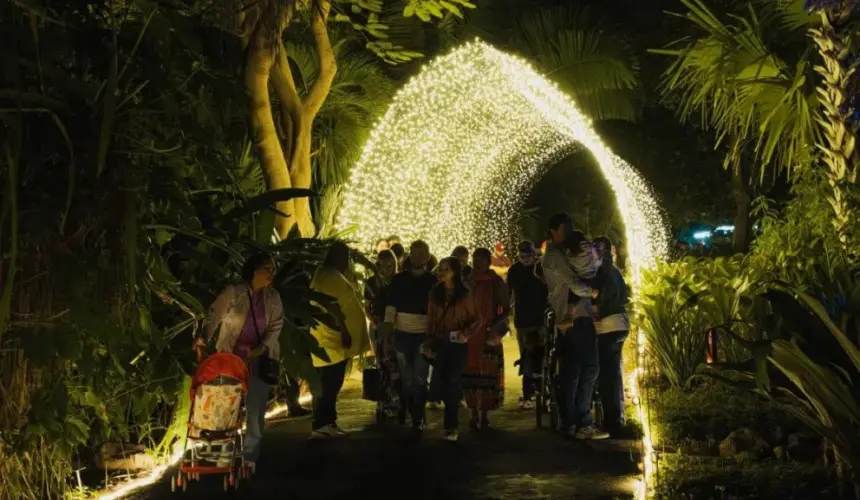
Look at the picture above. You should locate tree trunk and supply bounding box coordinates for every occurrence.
[731,157,751,254]
[245,34,297,238]
[289,111,315,236]
[810,9,860,242]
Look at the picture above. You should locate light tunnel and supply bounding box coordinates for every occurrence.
[335,39,670,284]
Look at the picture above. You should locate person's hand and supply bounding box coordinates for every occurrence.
[248,345,267,359]
[193,337,207,349]
[591,288,599,299]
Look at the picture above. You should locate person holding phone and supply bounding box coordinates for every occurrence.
[308,242,369,439]
[426,257,480,442]
[199,251,284,474]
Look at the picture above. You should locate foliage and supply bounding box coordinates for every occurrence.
[655,455,837,500]
[637,256,764,389]
[459,1,640,122]
[0,1,346,497]
[653,0,819,178]
[700,280,860,488]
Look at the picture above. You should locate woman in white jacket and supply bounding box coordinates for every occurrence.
[199,252,284,473]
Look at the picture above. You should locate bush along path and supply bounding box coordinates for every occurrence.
[130,337,640,500]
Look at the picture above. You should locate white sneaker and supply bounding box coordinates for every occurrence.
[244,461,256,475]
[519,398,534,410]
[442,429,459,442]
[427,401,442,409]
[311,424,344,439]
[575,425,610,440]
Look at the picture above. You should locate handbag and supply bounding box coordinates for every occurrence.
[246,288,280,385]
[362,365,383,401]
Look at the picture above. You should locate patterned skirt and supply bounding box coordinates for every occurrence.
[463,344,504,411]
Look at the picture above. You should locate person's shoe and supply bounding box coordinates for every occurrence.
[310,424,341,439]
[575,425,610,440]
[331,423,347,437]
[427,401,442,409]
[287,406,312,418]
[519,397,534,410]
[244,461,256,476]
[442,429,459,442]
[559,424,577,438]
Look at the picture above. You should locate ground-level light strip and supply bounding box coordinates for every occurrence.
[95,393,313,499]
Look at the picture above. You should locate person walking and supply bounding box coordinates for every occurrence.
[463,247,510,430]
[308,242,369,439]
[541,213,609,440]
[592,236,630,437]
[201,252,284,473]
[426,257,480,441]
[381,240,438,432]
[364,249,400,415]
[506,240,548,410]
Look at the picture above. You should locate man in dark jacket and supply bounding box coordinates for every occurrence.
[506,240,547,409]
[592,236,630,437]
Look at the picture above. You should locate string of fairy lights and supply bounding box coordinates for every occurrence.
[336,39,670,497]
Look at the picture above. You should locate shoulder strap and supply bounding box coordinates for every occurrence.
[246,287,263,343]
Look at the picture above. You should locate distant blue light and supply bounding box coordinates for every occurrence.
[693,231,712,240]
[715,225,734,232]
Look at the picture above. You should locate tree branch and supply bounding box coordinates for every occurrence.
[303,0,336,117]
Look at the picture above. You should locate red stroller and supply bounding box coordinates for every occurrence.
[172,351,249,492]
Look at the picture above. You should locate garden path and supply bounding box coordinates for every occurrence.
[132,338,640,500]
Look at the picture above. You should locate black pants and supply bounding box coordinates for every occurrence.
[597,331,628,430]
[312,360,347,430]
[284,373,302,408]
[435,342,468,430]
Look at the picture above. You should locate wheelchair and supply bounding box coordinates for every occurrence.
[535,307,560,430]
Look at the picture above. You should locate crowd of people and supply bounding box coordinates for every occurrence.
[200,211,631,470]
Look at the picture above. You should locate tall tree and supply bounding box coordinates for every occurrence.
[654,0,859,246]
[239,0,475,238]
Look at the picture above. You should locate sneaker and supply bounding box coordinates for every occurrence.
[427,401,442,409]
[442,429,459,442]
[310,424,343,439]
[411,421,425,432]
[575,425,610,440]
[244,461,256,475]
[331,423,347,436]
[519,398,534,410]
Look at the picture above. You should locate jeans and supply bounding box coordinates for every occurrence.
[427,365,442,403]
[435,341,468,430]
[312,360,347,430]
[597,330,628,430]
[516,326,542,400]
[393,331,430,425]
[555,318,599,430]
[244,361,270,462]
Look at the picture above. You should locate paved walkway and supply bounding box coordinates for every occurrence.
[133,338,639,499]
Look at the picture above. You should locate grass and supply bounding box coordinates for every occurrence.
[653,380,803,446]
[655,455,838,499]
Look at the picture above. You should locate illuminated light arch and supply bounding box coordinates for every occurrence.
[336,40,670,496]
[336,39,669,286]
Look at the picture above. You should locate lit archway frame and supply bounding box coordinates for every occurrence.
[336,40,669,496]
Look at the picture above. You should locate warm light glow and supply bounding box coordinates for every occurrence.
[96,394,313,499]
[336,39,668,496]
[336,39,669,288]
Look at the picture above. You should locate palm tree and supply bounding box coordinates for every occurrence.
[655,0,859,244]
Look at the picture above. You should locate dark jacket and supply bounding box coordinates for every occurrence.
[506,262,548,329]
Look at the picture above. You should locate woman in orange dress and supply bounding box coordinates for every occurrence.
[463,247,511,430]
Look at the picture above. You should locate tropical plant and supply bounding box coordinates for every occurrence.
[655,0,860,244]
[701,280,860,496]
